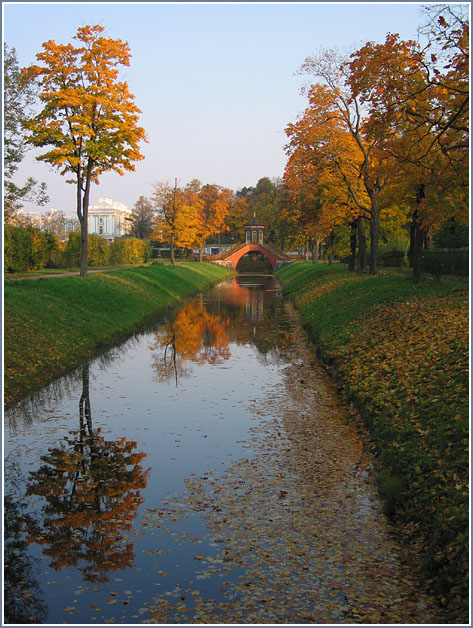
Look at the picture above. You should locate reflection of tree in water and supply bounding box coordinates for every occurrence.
[25,365,149,583]
[152,286,299,382]
[5,339,140,434]
[4,456,48,624]
[151,301,231,384]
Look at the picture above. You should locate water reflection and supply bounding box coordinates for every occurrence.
[150,277,297,385]
[24,364,149,583]
[151,301,231,386]
[4,465,48,624]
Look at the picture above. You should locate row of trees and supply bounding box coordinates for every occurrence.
[128,176,294,264]
[4,6,468,279]
[283,4,468,281]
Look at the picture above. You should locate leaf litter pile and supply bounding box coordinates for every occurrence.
[141,318,444,624]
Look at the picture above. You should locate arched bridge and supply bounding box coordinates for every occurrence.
[212,242,292,270]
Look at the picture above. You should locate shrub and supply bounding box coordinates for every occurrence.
[64,232,82,266]
[4,224,56,272]
[378,248,406,267]
[236,255,273,273]
[434,219,469,249]
[421,249,469,279]
[64,232,110,267]
[88,234,110,266]
[110,237,150,265]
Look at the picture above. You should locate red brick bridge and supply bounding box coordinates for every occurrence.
[212,241,292,270]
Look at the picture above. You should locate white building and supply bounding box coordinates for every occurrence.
[88,197,132,242]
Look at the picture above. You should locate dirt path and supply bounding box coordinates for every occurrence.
[5,268,122,280]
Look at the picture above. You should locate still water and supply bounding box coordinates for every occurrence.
[4,275,442,624]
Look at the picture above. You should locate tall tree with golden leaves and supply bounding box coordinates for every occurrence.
[23,25,146,275]
[194,184,231,261]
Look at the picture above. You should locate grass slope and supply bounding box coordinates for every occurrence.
[4,263,234,407]
[276,262,469,623]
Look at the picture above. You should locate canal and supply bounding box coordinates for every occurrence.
[4,275,443,624]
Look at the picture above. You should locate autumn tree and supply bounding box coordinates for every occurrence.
[3,43,48,223]
[151,179,200,264]
[129,195,154,239]
[225,195,251,243]
[348,6,468,281]
[194,184,231,261]
[284,85,369,267]
[23,25,146,276]
[298,49,406,274]
[26,364,149,582]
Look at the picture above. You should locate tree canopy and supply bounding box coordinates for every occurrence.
[23,25,146,275]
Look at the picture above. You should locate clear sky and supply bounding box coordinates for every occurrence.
[4,1,435,215]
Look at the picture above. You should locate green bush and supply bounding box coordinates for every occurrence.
[235,255,273,273]
[64,232,82,266]
[88,234,110,266]
[421,249,469,279]
[65,232,110,266]
[4,224,56,272]
[378,248,406,267]
[109,237,150,265]
[434,219,469,249]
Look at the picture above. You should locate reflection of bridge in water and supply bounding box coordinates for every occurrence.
[214,275,281,322]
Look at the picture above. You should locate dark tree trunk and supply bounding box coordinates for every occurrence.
[170,232,176,265]
[349,220,357,271]
[327,231,335,265]
[311,237,320,264]
[410,184,426,283]
[357,216,367,273]
[79,160,93,277]
[369,208,380,275]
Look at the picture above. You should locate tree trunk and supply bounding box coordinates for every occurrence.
[170,232,175,265]
[327,231,335,266]
[410,184,426,283]
[369,209,379,275]
[349,220,357,271]
[79,160,93,277]
[311,237,320,264]
[411,214,422,284]
[304,241,309,262]
[199,247,203,263]
[357,216,367,272]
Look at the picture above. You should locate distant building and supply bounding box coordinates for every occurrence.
[88,197,132,242]
[17,198,131,242]
[16,209,79,240]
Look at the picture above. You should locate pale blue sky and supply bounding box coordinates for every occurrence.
[4,2,437,215]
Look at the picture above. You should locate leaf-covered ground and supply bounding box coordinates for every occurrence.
[139,316,444,624]
[276,262,469,623]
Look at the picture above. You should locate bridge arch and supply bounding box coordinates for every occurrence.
[214,243,291,270]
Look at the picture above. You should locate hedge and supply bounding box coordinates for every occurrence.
[4,224,55,273]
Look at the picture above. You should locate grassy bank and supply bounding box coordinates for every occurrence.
[276,262,469,623]
[4,263,234,407]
